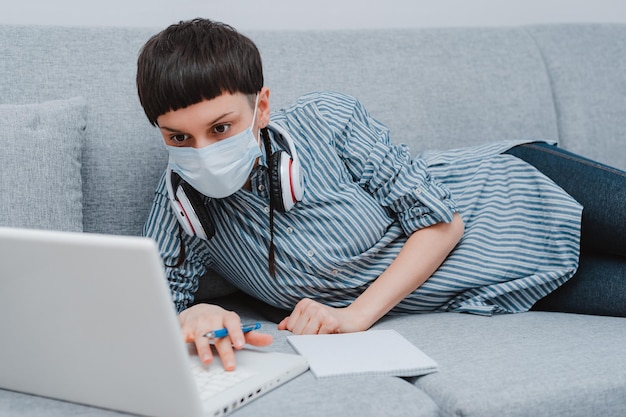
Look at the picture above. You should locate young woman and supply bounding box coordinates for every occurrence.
[137,18,626,369]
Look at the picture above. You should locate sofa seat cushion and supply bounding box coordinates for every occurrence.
[232,372,439,417]
[377,311,626,417]
[0,97,86,232]
[0,372,440,417]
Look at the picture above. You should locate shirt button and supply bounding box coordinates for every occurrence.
[330,269,339,276]
[258,184,265,192]
[414,187,423,194]
[307,249,315,257]
[263,206,270,213]
[286,227,294,234]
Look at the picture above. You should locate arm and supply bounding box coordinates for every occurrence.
[278,212,464,334]
[144,175,273,367]
[143,172,208,312]
[279,94,463,334]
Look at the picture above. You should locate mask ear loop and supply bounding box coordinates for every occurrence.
[261,127,277,278]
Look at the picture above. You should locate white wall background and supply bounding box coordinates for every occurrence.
[2,0,626,30]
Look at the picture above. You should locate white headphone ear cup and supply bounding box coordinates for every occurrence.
[176,188,209,240]
[165,168,214,240]
[168,197,196,237]
[278,152,296,212]
[166,169,196,237]
[289,157,304,202]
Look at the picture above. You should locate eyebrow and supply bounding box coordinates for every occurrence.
[158,111,236,133]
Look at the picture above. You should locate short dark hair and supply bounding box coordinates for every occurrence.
[136,18,263,126]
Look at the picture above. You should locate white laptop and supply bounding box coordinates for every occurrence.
[0,227,308,417]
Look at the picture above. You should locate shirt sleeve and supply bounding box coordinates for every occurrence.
[142,172,211,313]
[321,92,458,234]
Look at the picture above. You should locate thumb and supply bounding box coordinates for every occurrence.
[244,332,274,347]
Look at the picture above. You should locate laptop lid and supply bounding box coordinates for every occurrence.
[0,227,308,417]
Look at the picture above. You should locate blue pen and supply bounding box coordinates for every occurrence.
[203,322,262,339]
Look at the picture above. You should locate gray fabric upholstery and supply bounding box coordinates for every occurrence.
[375,312,626,417]
[1,22,625,417]
[0,390,119,417]
[0,373,439,417]
[0,26,164,236]
[527,24,626,171]
[252,27,559,154]
[0,98,85,232]
[0,25,563,238]
[225,300,626,417]
[231,372,439,417]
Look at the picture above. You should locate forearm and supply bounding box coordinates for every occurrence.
[278,213,464,335]
[349,212,464,329]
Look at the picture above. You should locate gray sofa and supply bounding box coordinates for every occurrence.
[1,22,625,417]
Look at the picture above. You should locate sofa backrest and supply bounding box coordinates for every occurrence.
[254,27,559,150]
[1,24,624,237]
[527,25,626,167]
[1,26,163,236]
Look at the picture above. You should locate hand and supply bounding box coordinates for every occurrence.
[277,298,367,335]
[178,304,273,370]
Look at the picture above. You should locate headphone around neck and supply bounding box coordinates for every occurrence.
[264,122,305,212]
[165,122,304,240]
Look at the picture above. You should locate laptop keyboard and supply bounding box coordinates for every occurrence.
[189,361,255,402]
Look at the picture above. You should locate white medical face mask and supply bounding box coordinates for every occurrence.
[166,95,262,198]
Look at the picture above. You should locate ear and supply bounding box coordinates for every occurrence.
[257,86,271,129]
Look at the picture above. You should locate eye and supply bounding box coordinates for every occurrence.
[169,134,189,144]
[212,124,231,135]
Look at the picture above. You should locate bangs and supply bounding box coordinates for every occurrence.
[137,19,263,126]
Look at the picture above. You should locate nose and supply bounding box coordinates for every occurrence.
[191,136,215,149]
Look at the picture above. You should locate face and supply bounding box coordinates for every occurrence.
[156,87,271,149]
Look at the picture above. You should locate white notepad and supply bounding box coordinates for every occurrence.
[287,329,438,379]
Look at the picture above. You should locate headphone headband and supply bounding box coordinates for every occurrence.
[266,123,300,163]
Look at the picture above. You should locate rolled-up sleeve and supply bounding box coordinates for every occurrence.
[331,94,457,235]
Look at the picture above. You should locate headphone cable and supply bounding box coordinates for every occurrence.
[261,127,277,278]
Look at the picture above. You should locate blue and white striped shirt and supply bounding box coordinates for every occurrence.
[143,91,582,316]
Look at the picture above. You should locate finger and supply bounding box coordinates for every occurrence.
[292,314,317,335]
[315,307,340,334]
[245,331,273,346]
[182,329,195,343]
[293,301,324,334]
[222,313,245,349]
[283,299,311,333]
[195,334,214,365]
[277,316,290,330]
[318,319,340,334]
[213,338,237,371]
[301,317,322,334]
[178,312,196,343]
